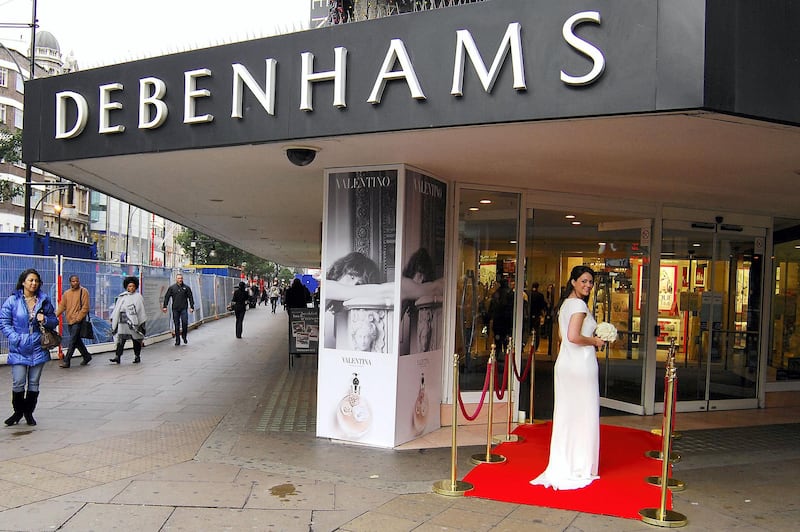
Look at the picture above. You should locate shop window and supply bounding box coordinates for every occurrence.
[770,226,800,382]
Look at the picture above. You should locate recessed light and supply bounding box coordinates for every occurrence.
[571,221,581,225]
[598,242,606,246]
[510,240,517,244]
[692,243,701,247]
[565,214,576,219]
[469,207,479,211]
[479,199,492,204]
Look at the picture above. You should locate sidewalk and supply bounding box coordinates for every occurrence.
[0,305,798,531]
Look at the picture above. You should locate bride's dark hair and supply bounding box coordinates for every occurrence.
[554,265,595,320]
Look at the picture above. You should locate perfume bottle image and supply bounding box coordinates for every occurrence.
[412,372,428,435]
[336,373,372,438]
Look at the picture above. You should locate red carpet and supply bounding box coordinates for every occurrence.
[463,423,672,520]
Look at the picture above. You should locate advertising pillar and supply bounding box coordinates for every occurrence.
[318,165,447,447]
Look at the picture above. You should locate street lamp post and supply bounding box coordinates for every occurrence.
[30,184,72,234]
[190,232,197,264]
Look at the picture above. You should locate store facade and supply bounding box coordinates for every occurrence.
[23,0,800,439]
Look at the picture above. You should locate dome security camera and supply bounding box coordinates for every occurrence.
[285,146,320,167]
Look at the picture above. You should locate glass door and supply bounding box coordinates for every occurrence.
[660,220,764,411]
[454,189,521,395]
[520,208,651,417]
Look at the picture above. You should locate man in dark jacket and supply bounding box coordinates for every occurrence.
[284,278,311,310]
[162,273,195,345]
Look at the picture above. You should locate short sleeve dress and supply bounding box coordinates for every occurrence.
[530,297,600,490]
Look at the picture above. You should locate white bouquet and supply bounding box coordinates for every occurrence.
[595,322,618,342]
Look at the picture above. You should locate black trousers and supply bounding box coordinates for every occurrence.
[65,322,91,363]
[234,307,246,338]
[171,308,188,340]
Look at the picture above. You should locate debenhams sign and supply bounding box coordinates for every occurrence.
[54,12,605,140]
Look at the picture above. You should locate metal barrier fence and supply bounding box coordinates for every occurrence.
[0,253,240,359]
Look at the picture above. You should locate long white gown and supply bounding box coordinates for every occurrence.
[530,297,600,490]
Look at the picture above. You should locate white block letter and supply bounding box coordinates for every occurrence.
[451,22,526,96]
[560,11,606,86]
[368,39,426,104]
[55,91,88,139]
[300,47,347,111]
[99,83,125,134]
[232,60,277,118]
[184,68,214,124]
[139,77,168,129]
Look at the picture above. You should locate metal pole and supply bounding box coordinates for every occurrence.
[470,345,506,465]
[23,0,38,232]
[640,340,688,527]
[432,353,473,496]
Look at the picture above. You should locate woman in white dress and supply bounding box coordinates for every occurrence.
[530,265,606,490]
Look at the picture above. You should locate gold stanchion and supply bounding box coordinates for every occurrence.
[640,340,687,527]
[433,353,474,496]
[528,331,535,424]
[493,346,522,443]
[471,345,506,465]
[645,340,682,464]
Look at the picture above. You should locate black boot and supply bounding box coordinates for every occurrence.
[4,391,25,426]
[23,391,39,426]
[109,342,123,364]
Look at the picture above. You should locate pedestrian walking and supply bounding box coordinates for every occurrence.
[109,277,147,364]
[269,283,280,313]
[230,282,249,338]
[55,275,93,367]
[162,273,194,345]
[0,268,59,426]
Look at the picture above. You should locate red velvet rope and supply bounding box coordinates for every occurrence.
[512,345,534,383]
[457,360,493,421]
[494,354,509,399]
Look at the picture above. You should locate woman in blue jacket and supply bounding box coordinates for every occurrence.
[0,268,59,426]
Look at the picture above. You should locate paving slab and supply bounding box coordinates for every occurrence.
[57,502,173,532]
[162,507,312,531]
[111,479,252,508]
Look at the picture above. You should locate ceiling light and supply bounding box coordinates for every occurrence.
[565,214,576,219]
[469,207,479,211]
[479,199,492,204]
[571,221,581,225]
[692,243,701,247]
[510,240,517,244]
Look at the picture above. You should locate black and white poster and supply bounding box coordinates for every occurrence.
[322,169,398,353]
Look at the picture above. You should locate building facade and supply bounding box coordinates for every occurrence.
[21,0,800,426]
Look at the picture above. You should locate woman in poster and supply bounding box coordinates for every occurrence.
[325,251,443,352]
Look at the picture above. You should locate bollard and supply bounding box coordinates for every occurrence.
[433,353,474,496]
[471,345,506,465]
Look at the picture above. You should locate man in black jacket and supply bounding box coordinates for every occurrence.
[162,273,195,345]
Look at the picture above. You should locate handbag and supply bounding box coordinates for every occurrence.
[78,289,94,339]
[40,323,62,350]
[79,317,94,339]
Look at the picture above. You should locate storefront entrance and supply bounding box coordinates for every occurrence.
[658,218,765,412]
[451,191,770,417]
[452,187,653,417]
